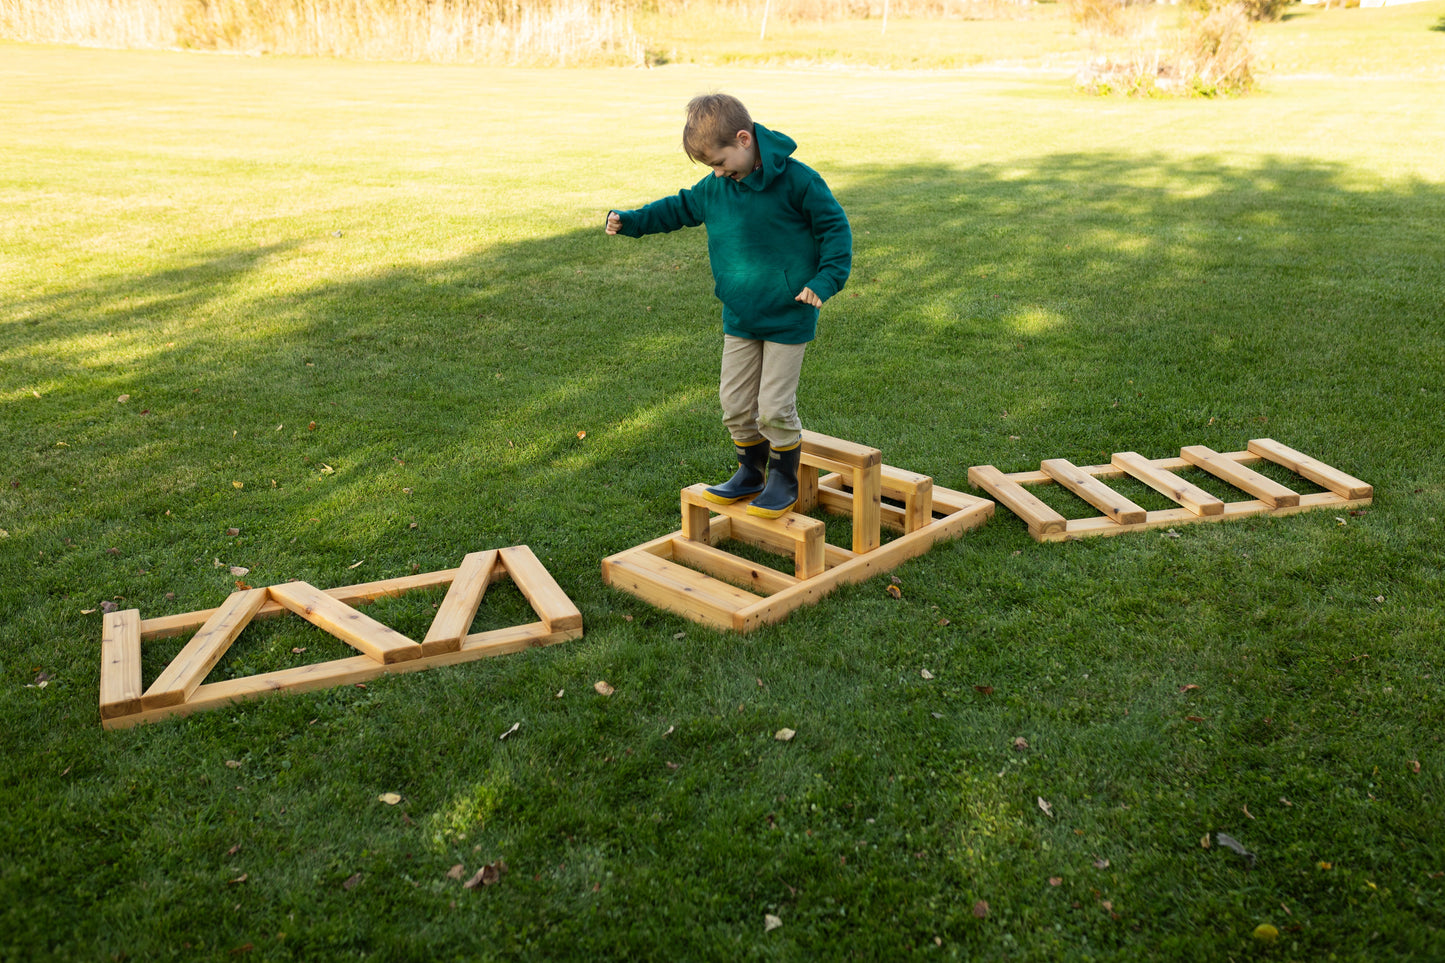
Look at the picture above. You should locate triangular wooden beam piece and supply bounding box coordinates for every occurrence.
[99,547,582,729]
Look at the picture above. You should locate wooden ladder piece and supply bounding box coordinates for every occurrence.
[1111,451,1225,517]
[604,549,759,631]
[1181,445,1300,508]
[269,581,423,665]
[968,464,1067,536]
[142,586,270,710]
[800,430,882,554]
[1248,438,1373,500]
[422,550,498,656]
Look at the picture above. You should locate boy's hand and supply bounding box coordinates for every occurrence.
[605,212,622,235]
[795,287,822,308]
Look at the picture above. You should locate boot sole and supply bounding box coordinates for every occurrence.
[745,500,796,519]
[702,488,762,506]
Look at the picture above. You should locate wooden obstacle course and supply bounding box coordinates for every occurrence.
[99,546,582,729]
[602,432,994,632]
[969,438,1372,542]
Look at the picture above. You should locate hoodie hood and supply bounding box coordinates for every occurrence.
[744,123,798,191]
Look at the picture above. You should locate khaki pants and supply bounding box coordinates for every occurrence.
[718,335,807,449]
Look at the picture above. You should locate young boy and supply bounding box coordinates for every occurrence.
[606,93,852,519]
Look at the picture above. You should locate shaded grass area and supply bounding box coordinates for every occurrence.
[1,44,1444,960]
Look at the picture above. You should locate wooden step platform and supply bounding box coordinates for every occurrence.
[602,433,994,632]
[968,438,1371,542]
[99,546,582,729]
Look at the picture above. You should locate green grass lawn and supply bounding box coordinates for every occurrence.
[2,10,1444,957]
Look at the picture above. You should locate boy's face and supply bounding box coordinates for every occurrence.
[702,130,757,181]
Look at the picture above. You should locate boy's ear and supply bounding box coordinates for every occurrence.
[735,129,753,149]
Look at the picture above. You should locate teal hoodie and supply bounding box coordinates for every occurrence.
[613,123,852,344]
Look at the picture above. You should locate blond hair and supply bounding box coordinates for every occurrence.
[682,93,753,163]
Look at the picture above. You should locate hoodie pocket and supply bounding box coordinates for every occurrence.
[713,268,798,321]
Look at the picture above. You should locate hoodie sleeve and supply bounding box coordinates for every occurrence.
[613,183,707,238]
[798,176,852,303]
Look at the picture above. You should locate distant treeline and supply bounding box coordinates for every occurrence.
[0,0,1035,64]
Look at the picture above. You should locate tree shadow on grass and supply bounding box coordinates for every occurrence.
[2,151,1443,625]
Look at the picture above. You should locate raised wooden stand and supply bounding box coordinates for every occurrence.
[602,431,995,632]
[99,546,582,729]
[969,438,1372,542]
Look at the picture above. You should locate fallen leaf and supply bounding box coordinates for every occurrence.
[1178,684,1200,693]
[1101,900,1114,912]
[320,464,335,475]
[1280,797,1292,806]
[974,685,995,695]
[1162,528,1181,538]
[885,584,902,599]
[378,793,402,805]
[348,559,363,569]
[234,580,250,590]
[775,728,796,742]
[555,688,564,699]
[232,481,244,489]
[594,680,614,696]
[1037,797,1053,818]
[1186,715,1205,723]
[225,760,242,769]
[228,843,242,856]
[1336,516,1348,526]
[1243,804,1255,819]
[231,943,254,955]
[1201,834,1211,849]
[920,669,934,680]
[673,631,685,640]
[308,422,317,430]
[1013,737,1029,751]
[229,566,249,577]
[100,600,118,613]
[663,725,674,737]
[229,873,248,885]
[1410,760,1421,773]
[1253,924,1278,944]
[291,647,306,654]
[81,608,96,615]
[577,431,587,440]
[1049,876,1062,886]
[117,394,130,403]
[972,900,989,918]
[666,761,680,770]
[937,618,951,626]
[499,722,520,741]
[226,527,240,536]
[446,864,465,880]
[764,914,782,933]
[342,872,362,891]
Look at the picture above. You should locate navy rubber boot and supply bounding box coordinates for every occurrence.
[703,440,769,505]
[746,442,802,518]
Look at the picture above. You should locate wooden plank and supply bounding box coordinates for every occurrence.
[1035,492,1370,542]
[880,466,935,533]
[1111,451,1224,517]
[796,464,820,513]
[930,484,994,518]
[1041,458,1148,526]
[670,537,799,595]
[680,487,714,541]
[726,511,824,560]
[1248,438,1372,500]
[421,550,497,656]
[602,551,756,630]
[499,545,583,634]
[99,609,143,720]
[141,587,269,710]
[817,485,907,533]
[799,430,881,469]
[269,581,422,665]
[850,464,883,554]
[1181,445,1300,508]
[968,464,1067,535]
